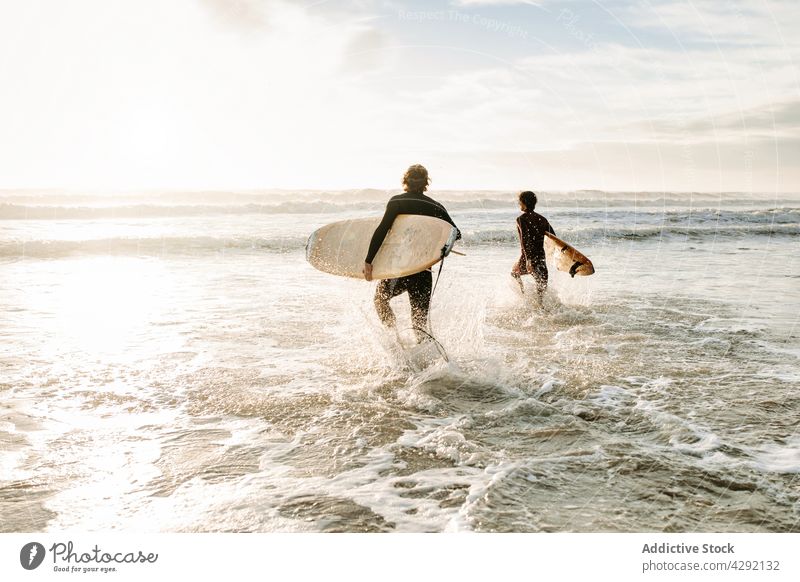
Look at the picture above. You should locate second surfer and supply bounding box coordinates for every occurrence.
[512,190,555,305]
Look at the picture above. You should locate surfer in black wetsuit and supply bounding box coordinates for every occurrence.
[363,165,460,341]
[512,190,554,304]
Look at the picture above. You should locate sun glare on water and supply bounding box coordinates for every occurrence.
[38,257,174,359]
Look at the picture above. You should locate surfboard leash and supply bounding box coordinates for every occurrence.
[430,252,446,300]
[420,252,449,361]
[408,326,449,362]
[398,242,454,367]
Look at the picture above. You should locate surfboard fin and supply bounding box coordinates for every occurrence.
[439,227,459,259]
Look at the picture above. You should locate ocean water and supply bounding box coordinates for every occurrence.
[1,189,798,532]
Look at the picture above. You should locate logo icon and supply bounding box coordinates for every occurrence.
[20,542,46,570]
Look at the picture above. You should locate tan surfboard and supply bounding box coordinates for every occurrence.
[306,215,459,280]
[544,232,595,277]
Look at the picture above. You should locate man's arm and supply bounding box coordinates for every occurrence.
[365,200,399,264]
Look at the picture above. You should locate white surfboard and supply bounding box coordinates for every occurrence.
[306,215,458,280]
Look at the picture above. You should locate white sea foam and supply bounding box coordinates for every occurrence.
[587,385,635,409]
[749,438,800,474]
[445,461,522,532]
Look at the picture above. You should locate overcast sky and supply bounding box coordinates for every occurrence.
[1,0,798,192]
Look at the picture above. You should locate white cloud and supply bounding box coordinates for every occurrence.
[0,0,796,191]
[451,0,542,6]
[197,0,272,30]
[622,0,800,50]
[0,0,389,189]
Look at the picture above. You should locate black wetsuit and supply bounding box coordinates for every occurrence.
[366,191,460,337]
[512,210,555,297]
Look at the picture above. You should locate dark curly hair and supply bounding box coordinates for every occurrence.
[403,164,430,193]
[518,190,537,210]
